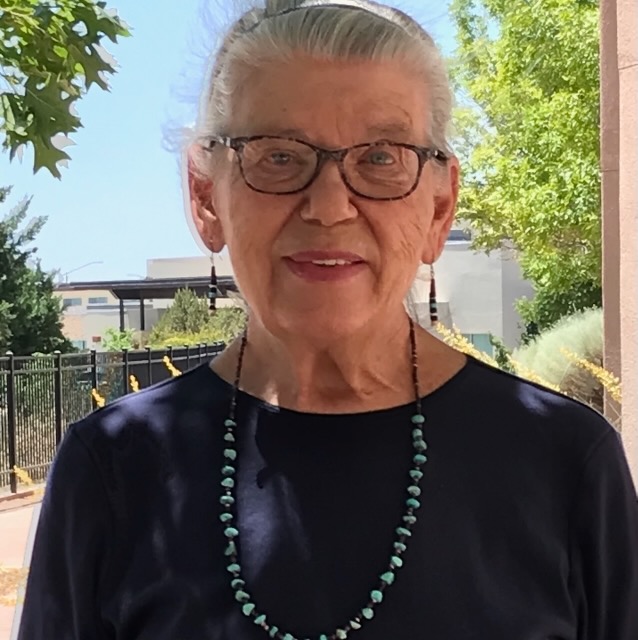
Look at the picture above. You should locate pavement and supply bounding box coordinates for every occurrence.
[0,502,40,640]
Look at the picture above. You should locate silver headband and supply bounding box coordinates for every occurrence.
[242,1,398,33]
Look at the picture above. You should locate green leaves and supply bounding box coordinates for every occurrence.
[0,186,72,354]
[450,0,601,332]
[0,0,130,177]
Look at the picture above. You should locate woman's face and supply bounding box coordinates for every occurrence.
[190,56,459,342]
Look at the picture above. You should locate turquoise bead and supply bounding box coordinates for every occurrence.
[411,414,425,424]
[221,477,235,489]
[224,526,239,538]
[225,541,237,556]
[224,448,237,461]
[224,419,237,427]
[336,630,348,639]
[220,495,234,506]
[235,590,249,602]
[231,578,245,589]
[396,526,411,537]
[255,614,267,625]
[407,485,421,497]
[412,428,423,440]
[403,514,417,525]
[394,541,407,552]
[414,439,427,451]
[390,555,403,568]
[222,465,235,476]
[227,563,241,573]
[269,627,279,638]
[283,634,294,640]
[319,635,328,640]
[242,602,255,616]
[362,607,375,620]
[220,512,233,523]
[414,453,427,464]
[380,570,395,585]
[350,620,362,630]
[410,469,423,481]
[224,432,236,442]
[407,498,421,509]
[371,589,383,603]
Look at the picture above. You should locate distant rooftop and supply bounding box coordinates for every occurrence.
[55,276,237,301]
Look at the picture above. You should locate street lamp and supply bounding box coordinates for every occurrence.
[62,261,104,283]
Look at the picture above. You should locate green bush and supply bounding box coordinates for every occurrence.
[513,307,603,411]
[148,306,247,349]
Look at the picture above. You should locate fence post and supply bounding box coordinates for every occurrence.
[6,352,17,494]
[146,346,152,386]
[185,344,191,370]
[90,350,98,409]
[197,343,203,365]
[122,349,130,395]
[53,351,63,447]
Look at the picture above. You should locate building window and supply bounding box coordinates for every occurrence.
[88,296,109,305]
[462,333,494,356]
[448,229,472,242]
[63,297,83,309]
[71,340,87,351]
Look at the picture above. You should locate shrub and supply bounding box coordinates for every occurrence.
[513,308,604,412]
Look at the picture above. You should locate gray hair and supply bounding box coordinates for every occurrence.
[192,0,453,172]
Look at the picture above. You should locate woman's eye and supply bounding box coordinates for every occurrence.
[266,152,293,165]
[364,151,395,166]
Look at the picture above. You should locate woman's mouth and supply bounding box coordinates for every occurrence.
[284,251,367,282]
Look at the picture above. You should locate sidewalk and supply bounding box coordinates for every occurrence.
[0,503,40,640]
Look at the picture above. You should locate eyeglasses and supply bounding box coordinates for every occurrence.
[202,135,448,201]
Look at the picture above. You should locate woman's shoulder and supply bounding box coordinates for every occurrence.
[451,356,616,462]
[70,362,231,454]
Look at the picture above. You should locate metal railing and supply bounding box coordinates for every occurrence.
[0,344,225,493]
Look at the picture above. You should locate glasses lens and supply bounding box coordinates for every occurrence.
[239,138,318,193]
[344,143,420,199]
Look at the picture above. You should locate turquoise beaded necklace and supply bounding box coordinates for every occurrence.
[219,319,428,640]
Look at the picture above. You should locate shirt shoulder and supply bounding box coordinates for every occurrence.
[452,357,616,467]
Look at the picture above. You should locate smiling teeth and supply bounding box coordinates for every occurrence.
[311,259,352,266]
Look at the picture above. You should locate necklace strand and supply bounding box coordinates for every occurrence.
[219,319,428,640]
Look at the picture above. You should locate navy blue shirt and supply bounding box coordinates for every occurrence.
[17,358,638,639]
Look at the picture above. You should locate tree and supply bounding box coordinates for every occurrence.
[0,0,129,177]
[0,186,71,354]
[149,288,212,344]
[148,288,247,348]
[102,327,137,351]
[450,0,601,332]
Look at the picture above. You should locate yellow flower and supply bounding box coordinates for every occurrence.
[12,466,34,486]
[129,375,140,392]
[92,388,106,408]
[162,356,182,377]
[507,359,562,393]
[560,348,622,402]
[434,323,499,368]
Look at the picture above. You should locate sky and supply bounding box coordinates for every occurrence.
[0,0,456,283]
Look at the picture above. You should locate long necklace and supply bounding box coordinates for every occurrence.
[219,319,428,640]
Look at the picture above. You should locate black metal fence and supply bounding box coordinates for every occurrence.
[0,343,225,493]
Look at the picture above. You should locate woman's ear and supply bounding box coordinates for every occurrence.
[422,157,460,264]
[188,150,226,253]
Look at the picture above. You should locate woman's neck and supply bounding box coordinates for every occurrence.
[211,312,467,414]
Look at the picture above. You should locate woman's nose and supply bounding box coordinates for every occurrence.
[298,161,359,226]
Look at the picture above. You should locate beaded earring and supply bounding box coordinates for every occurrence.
[429,264,438,327]
[208,257,218,313]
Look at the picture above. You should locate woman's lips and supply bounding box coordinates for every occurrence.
[284,251,367,283]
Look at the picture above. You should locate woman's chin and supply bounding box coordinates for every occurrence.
[266,309,371,344]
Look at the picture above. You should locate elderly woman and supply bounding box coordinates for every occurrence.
[18,1,638,639]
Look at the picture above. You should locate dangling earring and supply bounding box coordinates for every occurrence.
[208,256,218,313]
[429,264,438,327]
